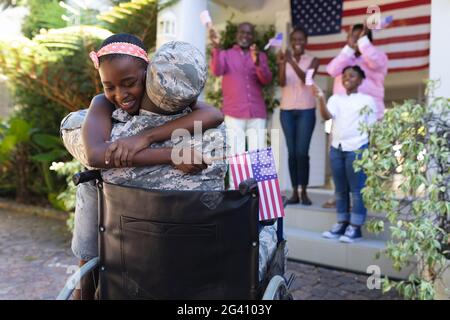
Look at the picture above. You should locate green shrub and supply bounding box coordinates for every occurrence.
[354,80,449,300]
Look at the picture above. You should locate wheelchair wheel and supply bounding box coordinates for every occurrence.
[262,275,294,300]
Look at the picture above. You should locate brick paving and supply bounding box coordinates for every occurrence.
[0,208,400,300]
[286,260,400,300]
[0,209,77,300]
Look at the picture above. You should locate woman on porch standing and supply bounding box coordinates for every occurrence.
[277,27,320,205]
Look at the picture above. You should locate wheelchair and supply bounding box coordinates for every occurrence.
[58,170,294,300]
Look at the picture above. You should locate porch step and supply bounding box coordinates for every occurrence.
[285,227,414,279]
[283,190,412,279]
[285,190,391,241]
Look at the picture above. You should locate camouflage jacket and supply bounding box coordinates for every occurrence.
[60,108,227,191]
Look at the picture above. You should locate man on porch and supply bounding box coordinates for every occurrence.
[208,22,273,187]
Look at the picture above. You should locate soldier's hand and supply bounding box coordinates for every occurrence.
[105,134,150,167]
[171,147,207,174]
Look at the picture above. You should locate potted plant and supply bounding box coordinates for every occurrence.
[354,80,449,300]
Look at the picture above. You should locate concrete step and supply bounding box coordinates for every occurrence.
[285,190,391,241]
[285,227,414,279]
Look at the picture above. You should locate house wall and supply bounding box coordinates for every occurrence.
[429,0,450,98]
[0,7,28,119]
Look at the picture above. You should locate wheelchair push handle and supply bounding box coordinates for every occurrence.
[73,170,102,186]
[238,178,258,196]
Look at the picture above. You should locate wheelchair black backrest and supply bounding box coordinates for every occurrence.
[97,180,261,300]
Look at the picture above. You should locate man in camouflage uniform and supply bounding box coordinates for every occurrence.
[61,41,278,282]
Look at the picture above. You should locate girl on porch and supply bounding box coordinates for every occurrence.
[312,65,377,243]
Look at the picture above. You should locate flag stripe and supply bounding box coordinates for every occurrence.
[261,181,272,219]
[274,178,285,218]
[344,0,411,10]
[258,181,269,220]
[230,156,239,190]
[270,179,283,219]
[265,180,276,219]
[342,15,430,30]
[389,63,429,72]
[239,154,248,181]
[308,23,430,45]
[311,39,429,59]
[342,0,430,17]
[307,33,429,50]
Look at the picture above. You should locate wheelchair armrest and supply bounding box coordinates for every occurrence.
[238,178,258,196]
[73,170,102,186]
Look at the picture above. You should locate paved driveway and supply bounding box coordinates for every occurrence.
[0,208,399,300]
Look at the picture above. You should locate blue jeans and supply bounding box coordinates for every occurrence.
[280,108,316,188]
[329,144,368,226]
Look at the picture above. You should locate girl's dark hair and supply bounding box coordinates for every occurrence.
[291,26,308,41]
[343,65,366,79]
[352,24,373,42]
[98,33,148,68]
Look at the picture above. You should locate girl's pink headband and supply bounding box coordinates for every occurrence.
[89,42,149,69]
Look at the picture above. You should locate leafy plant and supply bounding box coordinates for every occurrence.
[0,0,21,10]
[50,159,83,232]
[21,0,66,38]
[0,26,112,112]
[0,115,68,203]
[354,80,450,300]
[49,159,83,212]
[204,20,279,112]
[0,0,175,210]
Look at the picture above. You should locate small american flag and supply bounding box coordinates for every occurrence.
[264,32,284,50]
[229,148,285,221]
[291,0,431,73]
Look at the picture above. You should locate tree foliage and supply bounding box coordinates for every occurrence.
[0,26,111,111]
[21,0,66,38]
[354,81,450,300]
[0,0,168,205]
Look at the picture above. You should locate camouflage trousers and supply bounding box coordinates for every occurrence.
[72,181,281,282]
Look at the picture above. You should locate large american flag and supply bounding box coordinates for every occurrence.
[229,148,285,221]
[291,0,431,74]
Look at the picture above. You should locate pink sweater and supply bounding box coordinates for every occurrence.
[326,36,388,120]
[280,54,316,110]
